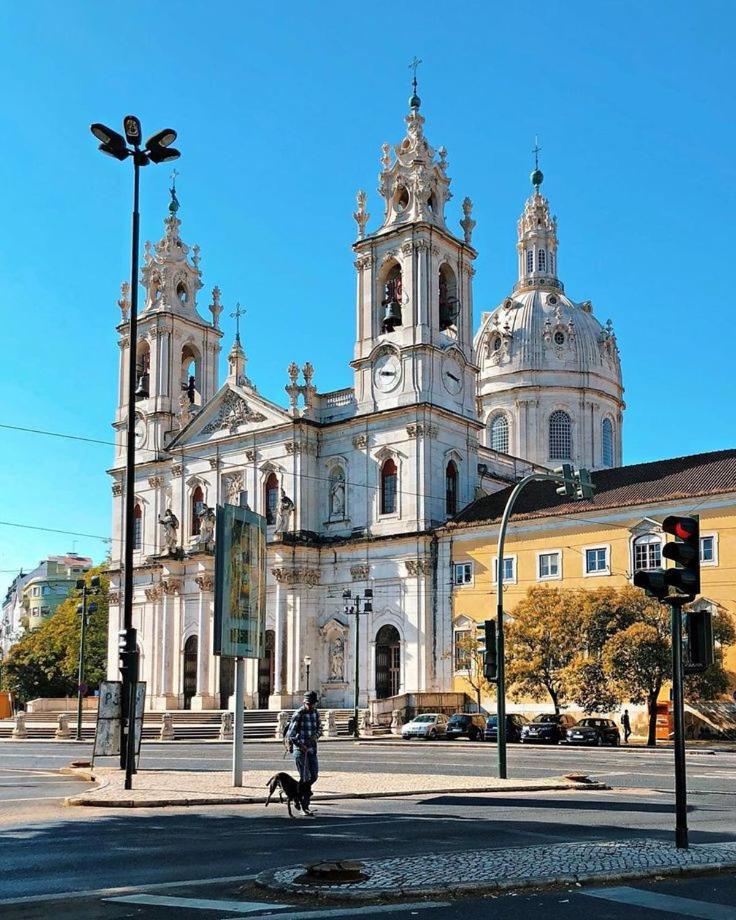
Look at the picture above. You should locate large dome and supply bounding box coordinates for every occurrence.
[474,180,625,471]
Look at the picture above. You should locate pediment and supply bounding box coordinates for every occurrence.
[629,517,662,536]
[168,383,291,448]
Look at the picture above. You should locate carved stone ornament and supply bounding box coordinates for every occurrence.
[271,567,321,587]
[245,448,258,462]
[208,458,220,470]
[406,423,438,439]
[112,483,123,496]
[161,579,181,596]
[195,573,214,591]
[222,471,244,503]
[145,584,163,602]
[171,463,183,477]
[108,591,120,605]
[406,559,432,577]
[352,434,368,450]
[201,390,267,435]
[350,564,370,581]
[148,475,165,489]
[353,189,370,240]
[285,441,317,457]
[354,254,374,271]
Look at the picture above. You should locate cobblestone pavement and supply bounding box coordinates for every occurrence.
[258,838,736,901]
[64,766,602,807]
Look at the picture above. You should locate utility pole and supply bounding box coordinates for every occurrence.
[75,576,101,742]
[343,588,373,738]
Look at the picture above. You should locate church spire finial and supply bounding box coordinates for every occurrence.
[530,137,544,191]
[230,302,245,343]
[168,168,180,215]
[408,55,422,110]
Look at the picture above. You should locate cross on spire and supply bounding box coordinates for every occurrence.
[168,169,180,215]
[230,302,245,341]
[532,137,542,171]
[409,56,422,92]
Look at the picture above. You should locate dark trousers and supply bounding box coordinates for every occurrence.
[294,746,319,808]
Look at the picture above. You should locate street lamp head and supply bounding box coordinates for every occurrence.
[364,588,373,598]
[90,576,101,590]
[145,128,177,150]
[90,123,125,147]
[342,589,352,600]
[98,141,131,161]
[123,115,143,147]
[363,601,373,614]
[303,655,311,667]
[147,145,181,164]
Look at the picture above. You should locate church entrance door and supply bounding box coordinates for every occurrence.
[258,630,275,709]
[219,657,234,710]
[375,625,401,699]
[183,636,198,710]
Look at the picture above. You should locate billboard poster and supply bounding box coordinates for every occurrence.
[93,681,146,759]
[214,503,267,659]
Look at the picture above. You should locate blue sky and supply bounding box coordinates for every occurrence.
[1,1,734,597]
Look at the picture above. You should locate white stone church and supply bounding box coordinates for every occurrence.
[106,85,624,711]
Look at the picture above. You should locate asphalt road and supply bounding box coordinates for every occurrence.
[1,741,736,918]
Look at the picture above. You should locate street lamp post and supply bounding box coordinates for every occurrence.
[342,588,373,738]
[75,576,101,741]
[90,117,180,791]
[304,656,311,691]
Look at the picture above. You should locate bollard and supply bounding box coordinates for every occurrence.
[160,711,175,741]
[323,709,336,738]
[275,710,290,740]
[390,709,403,736]
[55,713,72,740]
[12,712,27,739]
[219,710,233,741]
[358,709,373,737]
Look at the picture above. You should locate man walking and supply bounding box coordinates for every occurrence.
[621,708,632,744]
[286,690,322,816]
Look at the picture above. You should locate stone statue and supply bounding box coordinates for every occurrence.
[329,634,345,682]
[198,503,216,545]
[275,489,294,534]
[158,508,179,554]
[330,473,345,519]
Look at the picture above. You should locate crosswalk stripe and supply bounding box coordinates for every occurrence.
[581,885,736,918]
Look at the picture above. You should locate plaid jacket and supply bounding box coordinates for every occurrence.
[287,706,323,749]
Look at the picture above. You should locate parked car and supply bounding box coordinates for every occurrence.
[445,713,486,741]
[401,713,449,740]
[484,713,529,743]
[566,718,621,746]
[520,713,577,744]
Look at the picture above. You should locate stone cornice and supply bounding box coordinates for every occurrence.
[271,566,321,587]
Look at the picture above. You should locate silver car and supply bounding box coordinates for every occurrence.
[401,713,449,740]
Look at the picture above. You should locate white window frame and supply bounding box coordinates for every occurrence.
[536,549,562,581]
[632,534,662,573]
[453,562,474,587]
[492,555,517,585]
[700,532,718,567]
[453,627,472,673]
[583,544,611,577]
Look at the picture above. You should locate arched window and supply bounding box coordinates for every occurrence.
[381,263,403,333]
[445,461,458,516]
[264,473,279,525]
[438,264,458,331]
[538,249,546,272]
[135,340,151,399]
[181,344,201,407]
[380,459,398,515]
[489,413,509,453]
[549,410,572,460]
[526,249,533,274]
[191,486,204,536]
[329,466,346,519]
[633,534,662,572]
[602,418,614,467]
[133,503,142,550]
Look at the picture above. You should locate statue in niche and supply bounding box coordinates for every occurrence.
[275,489,294,534]
[329,468,345,519]
[329,634,345,682]
[158,508,179,554]
[198,504,216,545]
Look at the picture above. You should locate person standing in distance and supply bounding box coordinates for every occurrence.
[621,708,632,744]
[287,690,322,816]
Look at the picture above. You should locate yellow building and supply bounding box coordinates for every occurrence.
[440,449,736,713]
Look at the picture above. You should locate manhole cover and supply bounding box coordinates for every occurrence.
[295,860,369,885]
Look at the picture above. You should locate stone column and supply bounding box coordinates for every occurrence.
[191,573,216,710]
[273,576,285,695]
[155,579,180,710]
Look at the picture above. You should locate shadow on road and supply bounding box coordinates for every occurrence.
[417,794,696,814]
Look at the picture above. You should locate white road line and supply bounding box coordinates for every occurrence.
[0,873,258,906]
[581,885,736,918]
[0,793,74,802]
[222,903,451,919]
[105,894,288,913]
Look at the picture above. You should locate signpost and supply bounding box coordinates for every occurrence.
[214,504,267,787]
[93,680,146,763]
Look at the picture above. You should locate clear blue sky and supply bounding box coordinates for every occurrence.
[1,1,734,597]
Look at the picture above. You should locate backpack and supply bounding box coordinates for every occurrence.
[283,708,303,754]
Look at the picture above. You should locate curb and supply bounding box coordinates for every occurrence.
[62,777,608,809]
[254,855,736,902]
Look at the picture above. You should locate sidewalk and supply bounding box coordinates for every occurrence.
[255,837,736,901]
[63,766,606,808]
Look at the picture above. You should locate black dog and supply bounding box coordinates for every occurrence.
[265,772,304,818]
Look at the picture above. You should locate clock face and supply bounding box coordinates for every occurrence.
[373,353,401,393]
[442,356,464,395]
[134,416,147,449]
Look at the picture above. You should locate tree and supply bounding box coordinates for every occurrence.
[453,630,495,712]
[506,586,581,713]
[2,567,108,704]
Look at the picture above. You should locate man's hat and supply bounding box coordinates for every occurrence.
[304,690,319,704]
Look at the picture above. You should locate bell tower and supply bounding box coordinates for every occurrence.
[351,71,478,420]
[113,177,223,465]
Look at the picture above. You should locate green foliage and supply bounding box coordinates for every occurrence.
[2,567,108,703]
[453,631,495,712]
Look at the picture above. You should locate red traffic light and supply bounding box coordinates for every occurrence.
[662,515,697,541]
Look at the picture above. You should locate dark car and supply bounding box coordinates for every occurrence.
[566,717,620,746]
[520,713,577,744]
[445,713,486,741]
[484,714,529,743]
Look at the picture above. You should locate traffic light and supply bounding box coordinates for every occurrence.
[633,567,669,601]
[684,608,714,673]
[575,468,595,500]
[476,620,498,682]
[662,515,700,600]
[554,464,575,498]
[118,627,138,678]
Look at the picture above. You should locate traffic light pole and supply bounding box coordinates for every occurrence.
[670,598,688,849]
[76,584,89,742]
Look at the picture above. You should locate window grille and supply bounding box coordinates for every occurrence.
[490,414,509,453]
[549,410,572,460]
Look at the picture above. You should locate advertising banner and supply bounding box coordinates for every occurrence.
[214,504,267,659]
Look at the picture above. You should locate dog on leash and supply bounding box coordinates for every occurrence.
[265,772,304,818]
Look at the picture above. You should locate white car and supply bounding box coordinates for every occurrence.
[401,713,448,740]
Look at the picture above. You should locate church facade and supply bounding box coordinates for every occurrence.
[106,87,624,711]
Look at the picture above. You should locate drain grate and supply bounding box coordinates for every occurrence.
[294,860,370,885]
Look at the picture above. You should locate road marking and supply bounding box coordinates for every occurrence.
[0,874,257,906]
[581,886,736,918]
[0,793,77,802]
[105,894,288,913]
[220,903,451,919]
